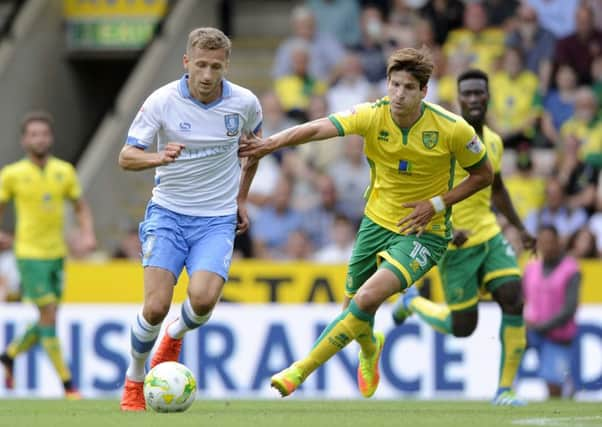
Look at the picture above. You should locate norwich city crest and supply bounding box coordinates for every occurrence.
[422,131,439,149]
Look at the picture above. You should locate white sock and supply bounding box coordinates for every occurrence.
[126,312,161,381]
[167,299,211,339]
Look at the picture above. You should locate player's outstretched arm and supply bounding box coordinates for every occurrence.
[238,117,339,160]
[118,142,185,171]
[491,173,536,251]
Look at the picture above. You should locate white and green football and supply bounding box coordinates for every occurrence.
[143,361,197,413]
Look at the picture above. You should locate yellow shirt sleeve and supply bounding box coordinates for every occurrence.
[451,120,488,170]
[0,167,13,203]
[492,135,503,174]
[328,102,374,136]
[64,164,82,201]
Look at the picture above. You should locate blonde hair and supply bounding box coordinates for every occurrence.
[186,27,231,58]
[387,47,434,89]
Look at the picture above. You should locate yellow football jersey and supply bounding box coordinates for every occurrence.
[329,99,487,238]
[505,175,546,220]
[490,71,541,134]
[0,157,81,259]
[450,126,502,248]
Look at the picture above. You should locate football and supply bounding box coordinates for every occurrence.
[143,361,197,413]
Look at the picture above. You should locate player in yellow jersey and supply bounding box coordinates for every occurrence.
[0,111,96,398]
[391,69,536,406]
[239,48,493,398]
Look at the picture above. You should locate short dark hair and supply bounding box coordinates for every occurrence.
[21,111,54,135]
[457,69,489,91]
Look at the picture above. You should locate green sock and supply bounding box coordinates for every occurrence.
[498,314,526,389]
[39,325,72,383]
[297,300,375,378]
[6,324,39,359]
[409,296,453,334]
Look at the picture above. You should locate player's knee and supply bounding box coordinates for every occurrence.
[451,311,477,337]
[188,291,220,315]
[144,300,171,324]
[493,281,523,315]
[354,286,382,313]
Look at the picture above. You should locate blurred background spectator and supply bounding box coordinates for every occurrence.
[526,0,579,39]
[251,177,304,259]
[553,4,602,86]
[272,5,345,83]
[307,0,362,48]
[524,178,588,247]
[505,146,546,221]
[506,4,556,92]
[489,46,541,148]
[523,225,581,399]
[313,214,356,263]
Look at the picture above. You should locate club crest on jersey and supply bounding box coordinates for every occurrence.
[224,113,240,136]
[422,131,439,149]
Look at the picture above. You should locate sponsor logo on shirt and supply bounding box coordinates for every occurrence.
[179,122,192,132]
[398,159,412,174]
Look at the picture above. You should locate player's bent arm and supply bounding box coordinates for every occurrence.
[442,157,493,208]
[118,145,163,171]
[238,129,262,203]
[491,173,526,231]
[264,118,340,153]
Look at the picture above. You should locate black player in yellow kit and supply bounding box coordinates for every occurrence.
[392,69,535,406]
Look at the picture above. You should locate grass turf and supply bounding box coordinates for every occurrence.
[0,400,600,427]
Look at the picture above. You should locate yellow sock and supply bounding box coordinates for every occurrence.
[6,324,39,359]
[39,326,72,383]
[498,314,526,389]
[297,300,374,378]
[409,297,452,334]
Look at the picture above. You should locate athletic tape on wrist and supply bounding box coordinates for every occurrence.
[429,195,446,213]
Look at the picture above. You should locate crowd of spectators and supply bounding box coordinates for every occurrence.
[232,0,602,263]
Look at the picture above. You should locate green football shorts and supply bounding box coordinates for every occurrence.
[438,232,521,312]
[17,258,65,306]
[345,216,448,297]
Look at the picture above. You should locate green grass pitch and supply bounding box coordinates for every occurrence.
[0,400,600,427]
